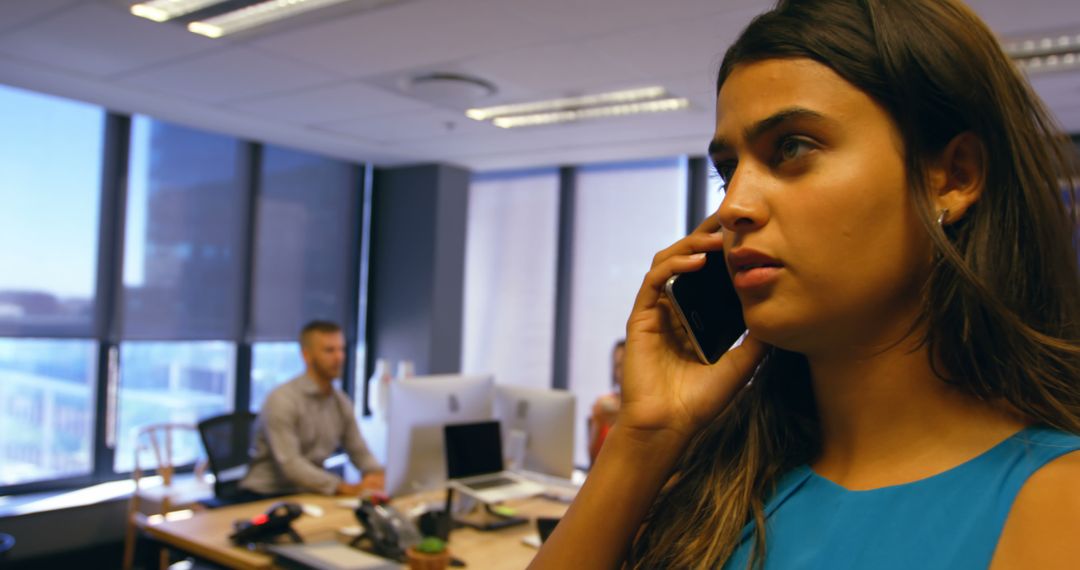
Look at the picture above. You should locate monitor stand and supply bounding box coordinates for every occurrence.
[445,488,528,532]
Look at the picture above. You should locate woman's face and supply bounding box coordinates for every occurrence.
[711,58,933,355]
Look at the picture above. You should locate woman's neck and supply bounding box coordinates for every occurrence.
[806,337,1025,490]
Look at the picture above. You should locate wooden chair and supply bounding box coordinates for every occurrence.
[122,422,209,570]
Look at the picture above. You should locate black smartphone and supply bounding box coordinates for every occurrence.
[664,250,746,364]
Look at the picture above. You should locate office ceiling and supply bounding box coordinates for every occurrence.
[1,0,1078,172]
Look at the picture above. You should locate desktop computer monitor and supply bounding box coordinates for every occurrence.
[492,385,576,478]
[384,374,494,496]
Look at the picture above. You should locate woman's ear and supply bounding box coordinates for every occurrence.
[929,132,986,224]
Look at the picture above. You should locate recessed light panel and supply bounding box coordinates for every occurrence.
[188,0,401,38]
[466,87,690,129]
[130,0,225,22]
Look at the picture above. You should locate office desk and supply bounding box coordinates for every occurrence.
[144,492,569,569]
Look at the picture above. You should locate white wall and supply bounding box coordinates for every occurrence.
[461,169,560,391]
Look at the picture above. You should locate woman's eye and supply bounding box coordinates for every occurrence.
[713,162,737,185]
[778,138,813,162]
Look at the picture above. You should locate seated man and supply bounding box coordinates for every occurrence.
[239,320,384,497]
[588,339,626,465]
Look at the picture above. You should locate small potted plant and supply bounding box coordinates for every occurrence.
[405,537,451,570]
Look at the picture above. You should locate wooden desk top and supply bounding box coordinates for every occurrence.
[144,491,569,570]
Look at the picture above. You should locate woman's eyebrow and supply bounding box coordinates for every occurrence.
[708,107,830,157]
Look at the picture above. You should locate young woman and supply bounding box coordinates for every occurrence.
[531,0,1080,568]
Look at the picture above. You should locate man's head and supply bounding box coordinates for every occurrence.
[612,339,626,391]
[300,320,345,383]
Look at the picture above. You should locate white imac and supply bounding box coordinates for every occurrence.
[493,385,576,478]
[385,374,494,496]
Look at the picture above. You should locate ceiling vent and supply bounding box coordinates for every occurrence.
[401,73,497,107]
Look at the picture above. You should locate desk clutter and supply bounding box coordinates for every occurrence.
[230,502,305,547]
[142,492,567,570]
[212,490,567,569]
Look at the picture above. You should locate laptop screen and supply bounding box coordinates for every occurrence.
[444,420,504,479]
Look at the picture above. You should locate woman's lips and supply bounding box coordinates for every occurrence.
[732,265,782,289]
[728,248,783,290]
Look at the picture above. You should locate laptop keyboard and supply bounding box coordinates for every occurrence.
[465,476,517,490]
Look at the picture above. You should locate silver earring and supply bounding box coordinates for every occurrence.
[937,208,949,227]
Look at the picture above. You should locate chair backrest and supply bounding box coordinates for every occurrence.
[133,422,199,487]
[0,532,14,561]
[197,412,257,500]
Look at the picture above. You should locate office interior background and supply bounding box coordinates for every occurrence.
[2,0,1080,564]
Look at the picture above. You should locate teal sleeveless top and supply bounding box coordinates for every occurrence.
[723,426,1080,569]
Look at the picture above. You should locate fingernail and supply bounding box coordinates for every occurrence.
[691,252,706,260]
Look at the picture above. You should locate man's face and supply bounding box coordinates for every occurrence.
[303,331,346,381]
[612,345,625,391]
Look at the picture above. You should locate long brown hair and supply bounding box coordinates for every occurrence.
[630,0,1080,567]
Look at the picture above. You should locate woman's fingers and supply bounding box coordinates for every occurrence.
[629,252,709,318]
[716,335,767,383]
[649,229,724,270]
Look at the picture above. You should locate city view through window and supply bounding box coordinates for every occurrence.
[0,84,363,490]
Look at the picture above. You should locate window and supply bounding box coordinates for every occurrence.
[0,85,103,487]
[0,84,104,337]
[251,145,357,340]
[462,169,560,390]
[122,117,247,340]
[114,341,235,472]
[0,86,369,493]
[567,158,688,465]
[0,339,96,485]
[115,118,248,472]
[250,342,305,411]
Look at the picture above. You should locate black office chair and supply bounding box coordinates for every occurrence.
[0,532,13,562]
[197,411,258,507]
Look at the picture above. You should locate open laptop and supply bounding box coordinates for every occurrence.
[444,420,544,504]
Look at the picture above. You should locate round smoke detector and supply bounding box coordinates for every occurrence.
[402,72,497,105]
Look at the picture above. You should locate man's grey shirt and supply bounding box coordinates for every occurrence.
[240,374,382,496]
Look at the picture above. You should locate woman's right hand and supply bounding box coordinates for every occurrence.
[618,212,768,446]
[528,214,768,570]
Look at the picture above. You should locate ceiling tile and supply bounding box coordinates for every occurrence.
[118,45,340,104]
[583,8,765,82]
[315,108,497,144]
[403,107,713,160]
[0,0,81,36]
[454,134,705,172]
[458,40,646,95]
[490,0,768,41]
[0,0,1078,172]
[231,80,430,124]
[252,0,555,79]
[657,72,721,109]
[968,0,1080,37]
[0,2,215,77]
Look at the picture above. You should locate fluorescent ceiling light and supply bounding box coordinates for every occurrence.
[1003,33,1080,57]
[188,0,390,38]
[1003,31,1080,74]
[1015,51,1080,73]
[466,86,668,121]
[130,0,224,22]
[491,98,690,129]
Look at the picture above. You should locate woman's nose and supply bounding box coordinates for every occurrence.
[716,169,768,233]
